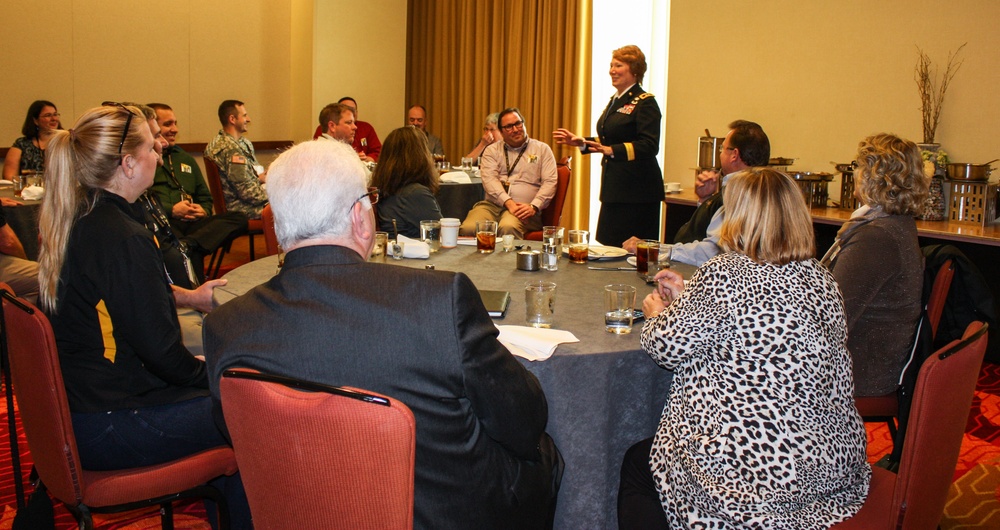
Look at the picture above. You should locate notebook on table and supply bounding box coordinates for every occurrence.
[479,290,511,318]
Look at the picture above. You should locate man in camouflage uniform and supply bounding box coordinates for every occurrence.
[204,100,268,219]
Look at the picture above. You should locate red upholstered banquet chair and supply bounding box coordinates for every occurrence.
[525,156,572,241]
[220,368,416,530]
[203,156,265,267]
[0,283,238,529]
[833,321,988,529]
[261,203,279,256]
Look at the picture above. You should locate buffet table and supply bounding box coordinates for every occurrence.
[663,188,1000,247]
[214,244,695,530]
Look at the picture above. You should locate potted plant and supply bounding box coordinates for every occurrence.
[915,43,966,145]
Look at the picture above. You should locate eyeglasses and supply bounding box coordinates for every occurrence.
[500,120,524,132]
[39,113,60,119]
[355,187,379,207]
[102,102,136,155]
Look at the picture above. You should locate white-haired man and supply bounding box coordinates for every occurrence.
[204,140,562,530]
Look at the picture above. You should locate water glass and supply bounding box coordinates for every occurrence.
[567,230,589,264]
[605,284,637,334]
[542,226,564,257]
[370,232,388,263]
[420,220,441,252]
[525,281,557,328]
[461,157,474,170]
[502,234,515,252]
[476,220,497,253]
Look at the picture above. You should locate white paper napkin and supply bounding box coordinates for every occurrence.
[440,171,472,184]
[387,235,430,259]
[457,237,478,246]
[497,325,579,361]
[20,185,45,201]
[0,179,12,186]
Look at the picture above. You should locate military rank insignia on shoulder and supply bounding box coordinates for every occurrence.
[631,93,655,105]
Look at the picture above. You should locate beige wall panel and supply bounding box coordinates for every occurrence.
[0,1,76,142]
[312,0,407,145]
[666,0,1000,200]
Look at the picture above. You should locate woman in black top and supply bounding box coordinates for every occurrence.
[37,105,249,526]
[371,126,443,238]
[555,45,664,247]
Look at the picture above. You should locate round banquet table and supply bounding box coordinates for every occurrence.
[213,243,694,530]
[435,176,483,219]
[0,187,42,261]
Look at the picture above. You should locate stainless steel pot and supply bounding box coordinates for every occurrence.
[698,136,724,169]
[947,161,997,181]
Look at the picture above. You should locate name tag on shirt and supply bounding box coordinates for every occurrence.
[180,163,192,174]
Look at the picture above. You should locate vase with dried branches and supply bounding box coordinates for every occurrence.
[915,43,966,144]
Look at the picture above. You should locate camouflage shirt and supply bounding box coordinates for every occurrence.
[204,130,268,219]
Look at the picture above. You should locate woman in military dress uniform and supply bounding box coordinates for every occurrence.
[555,44,663,247]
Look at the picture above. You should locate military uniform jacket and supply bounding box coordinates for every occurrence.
[204,131,268,219]
[586,85,663,204]
[153,145,214,214]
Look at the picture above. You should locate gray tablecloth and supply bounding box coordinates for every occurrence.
[0,187,41,261]
[214,243,694,529]
[436,177,483,219]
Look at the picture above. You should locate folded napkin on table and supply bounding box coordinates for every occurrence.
[387,234,430,259]
[20,186,45,201]
[497,325,579,361]
[0,179,12,186]
[457,237,477,246]
[440,171,472,184]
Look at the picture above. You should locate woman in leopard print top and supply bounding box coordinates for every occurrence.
[619,168,870,529]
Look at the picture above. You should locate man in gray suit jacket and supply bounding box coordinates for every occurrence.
[204,140,562,529]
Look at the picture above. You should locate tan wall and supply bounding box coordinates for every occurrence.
[0,0,405,148]
[666,0,1000,200]
[312,0,408,142]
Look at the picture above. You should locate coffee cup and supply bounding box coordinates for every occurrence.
[440,218,460,248]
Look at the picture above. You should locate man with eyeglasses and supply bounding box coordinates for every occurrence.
[205,100,269,219]
[623,119,770,266]
[407,104,445,157]
[204,139,563,530]
[459,107,558,239]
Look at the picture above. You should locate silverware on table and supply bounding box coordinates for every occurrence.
[587,266,637,271]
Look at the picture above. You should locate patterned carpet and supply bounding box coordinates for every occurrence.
[2,358,999,527]
[864,361,1000,529]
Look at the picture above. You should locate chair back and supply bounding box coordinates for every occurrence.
[891,320,987,528]
[542,157,572,227]
[221,369,416,529]
[926,258,954,340]
[203,157,229,215]
[525,157,572,240]
[261,204,279,256]
[1,284,85,506]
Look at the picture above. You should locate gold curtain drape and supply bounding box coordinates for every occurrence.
[407,0,592,230]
